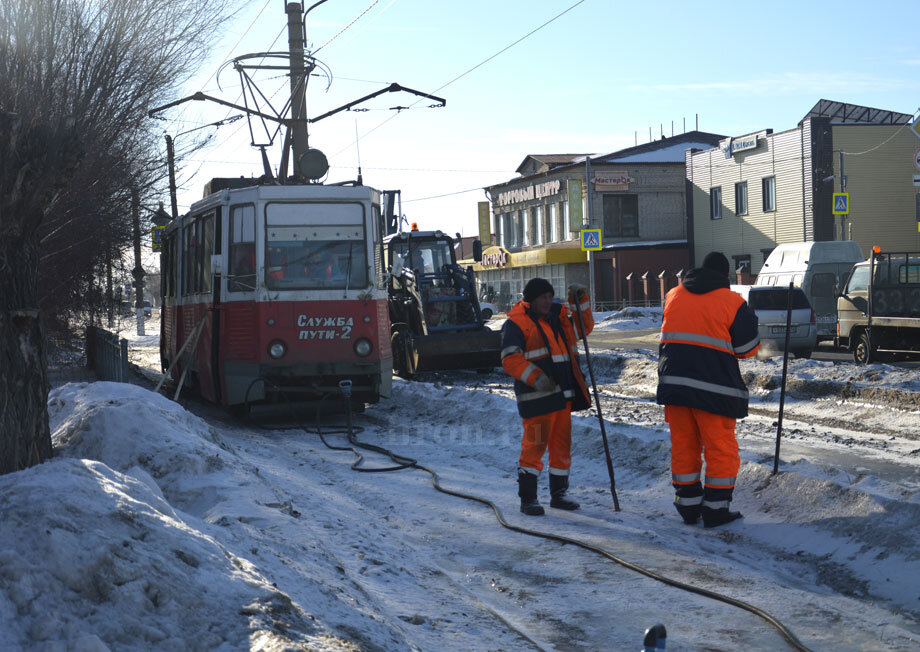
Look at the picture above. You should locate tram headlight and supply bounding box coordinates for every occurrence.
[354,338,372,357]
[268,340,287,359]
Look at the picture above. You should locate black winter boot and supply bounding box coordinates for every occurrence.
[701,485,742,528]
[518,470,544,516]
[702,509,743,528]
[673,482,703,525]
[549,473,579,511]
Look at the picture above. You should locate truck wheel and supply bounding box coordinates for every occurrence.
[792,349,812,359]
[392,332,413,380]
[854,331,874,364]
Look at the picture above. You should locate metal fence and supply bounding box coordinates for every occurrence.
[85,326,130,382]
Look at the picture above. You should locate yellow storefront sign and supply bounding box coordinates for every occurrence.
[473,245,587,272]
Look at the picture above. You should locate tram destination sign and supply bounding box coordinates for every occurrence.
[297,315,354,340]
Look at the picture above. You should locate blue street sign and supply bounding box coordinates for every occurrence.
[580,229,602,251]
[832,193,849,215]
[152,226,165,250]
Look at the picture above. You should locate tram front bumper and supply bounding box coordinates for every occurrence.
[223,359,392,405]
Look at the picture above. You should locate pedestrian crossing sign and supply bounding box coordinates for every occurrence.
[832,192,849,215]
[580,229,602,251]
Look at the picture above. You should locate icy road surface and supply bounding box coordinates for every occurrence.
[2,319,918,651]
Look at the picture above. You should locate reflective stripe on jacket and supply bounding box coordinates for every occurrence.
[501,299,593,418]
[656,271,760,418]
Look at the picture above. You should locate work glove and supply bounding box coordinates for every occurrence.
[533,373,557,393]
[567,283,587,304]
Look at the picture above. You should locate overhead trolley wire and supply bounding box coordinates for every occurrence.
[312,0,381,55]
[166,0,274,130]
[332,0,587,157]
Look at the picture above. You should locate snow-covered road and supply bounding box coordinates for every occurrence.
[3,317,919,651]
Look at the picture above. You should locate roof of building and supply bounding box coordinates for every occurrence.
[801,99,913,125]
[592,131,725,164]
[515,154,591,175]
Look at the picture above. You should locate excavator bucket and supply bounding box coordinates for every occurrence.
[411,328,502,373]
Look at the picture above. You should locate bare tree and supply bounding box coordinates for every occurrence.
[0,0,238,474]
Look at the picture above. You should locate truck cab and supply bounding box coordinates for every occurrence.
[837,249,920,363]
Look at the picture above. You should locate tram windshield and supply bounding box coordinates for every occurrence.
[264,202,368,290]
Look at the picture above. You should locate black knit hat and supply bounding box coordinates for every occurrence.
[702,251,730,278]
[523,277,554,303]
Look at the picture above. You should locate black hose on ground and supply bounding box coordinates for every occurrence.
[302,385,813,652]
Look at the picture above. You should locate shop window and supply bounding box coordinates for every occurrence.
[534,205,544,245]
[559,201,572,240]
[519,209,528,247]
[548,203,558,243]
[710,187,722,220]
[735,181,748,216]
[602,194,638,237]
[762,176,776,212]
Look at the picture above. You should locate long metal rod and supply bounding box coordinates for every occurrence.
[573,305,621,510]
[773,282,794,475]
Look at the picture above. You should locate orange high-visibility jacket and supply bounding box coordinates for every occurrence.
[657,268,760,418]
[501,298,593,418]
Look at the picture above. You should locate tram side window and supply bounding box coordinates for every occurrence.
[201,214,213,293]
[183,218,204,295]
[164,234,176,298]
[229,205,256,292]
[182,225,192,295]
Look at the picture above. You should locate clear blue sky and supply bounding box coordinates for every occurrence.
[165,0,920,237]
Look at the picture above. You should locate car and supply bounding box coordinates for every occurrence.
[142,300,152,318]
[731,285,817,358]
[478,301,498,320]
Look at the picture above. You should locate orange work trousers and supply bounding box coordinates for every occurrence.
[665,405,738,487]
[519,403,572,474]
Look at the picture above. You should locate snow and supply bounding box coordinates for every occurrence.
[3,321,920,650]
[601,141,720,163]
[594,306,664,331]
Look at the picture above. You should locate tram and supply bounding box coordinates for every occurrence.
[160,181,392,409]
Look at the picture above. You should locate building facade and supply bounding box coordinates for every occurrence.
[687,100,920,276]
[482,132,724,308]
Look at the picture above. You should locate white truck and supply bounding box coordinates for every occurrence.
[756,241,864,343]
[836,248,920,363]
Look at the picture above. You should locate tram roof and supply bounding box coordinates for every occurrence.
[187,183,380,215]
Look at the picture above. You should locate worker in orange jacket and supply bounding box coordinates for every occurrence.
[501,277,593,515]
[657,252,760,528]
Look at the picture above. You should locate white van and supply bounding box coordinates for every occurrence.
[755,241,863,342]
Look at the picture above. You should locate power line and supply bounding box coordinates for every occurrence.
[333,0,586,157]
[403,187,487,203]
[312,0,380,55]
[840,109,919,156]
[167,0,274,130]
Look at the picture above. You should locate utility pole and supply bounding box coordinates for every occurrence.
[131,186,145,336]
[839,151,847,240]
[165,134,179,220]
[286,2,309,179]
[586,155,595,310]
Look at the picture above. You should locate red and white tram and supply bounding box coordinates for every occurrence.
[160,182,392,409]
